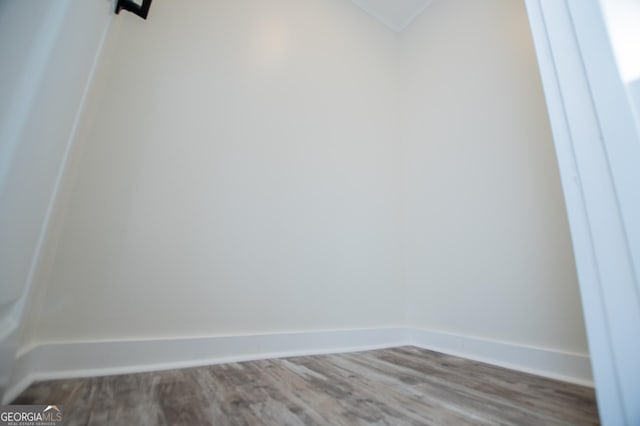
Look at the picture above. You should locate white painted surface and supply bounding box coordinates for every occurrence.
[411,328,593,387]
[3,327,591,405]
[26,0,403,344]
[14,0,593,401]
[600,0,640,157]
[599,0,640,83]
[351,0,433,32]
[400,0,589,354]
[525,0,640,423]
[599,0,640,164]
[0,0,113,396]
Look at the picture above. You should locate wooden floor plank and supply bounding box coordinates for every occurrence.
[12,346,599,425]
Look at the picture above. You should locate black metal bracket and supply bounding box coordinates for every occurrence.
[115,0,152,20]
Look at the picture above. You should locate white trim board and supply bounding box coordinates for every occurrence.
[411,329,593,387]
[2,327,592,404]
[525,0,640,423]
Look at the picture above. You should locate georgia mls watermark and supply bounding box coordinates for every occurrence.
[0,405,62,426]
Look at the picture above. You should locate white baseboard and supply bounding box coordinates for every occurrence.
[2,327,593,404]
[2,327,409,404]
[411,328,594,387]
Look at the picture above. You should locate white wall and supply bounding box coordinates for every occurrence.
[25,0,403,345]
[400,0,589,354]
[0,0,113,389]
[20,0,589,364]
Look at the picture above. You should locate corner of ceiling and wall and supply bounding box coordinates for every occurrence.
[350,0,434,32]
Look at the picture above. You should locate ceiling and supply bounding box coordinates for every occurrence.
[351,0,434,32]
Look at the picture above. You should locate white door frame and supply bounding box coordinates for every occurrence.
[525,0,640,424]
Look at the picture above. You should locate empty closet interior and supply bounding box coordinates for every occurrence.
[0,0,592,403]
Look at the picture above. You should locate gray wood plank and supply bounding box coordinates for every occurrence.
[12,346,599,425]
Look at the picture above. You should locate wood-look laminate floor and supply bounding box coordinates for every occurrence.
[14,346,599,425]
